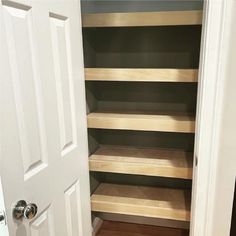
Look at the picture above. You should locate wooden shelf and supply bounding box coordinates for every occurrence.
[87,111,195,133]
[89,145,193,179]
[82,11,202,28]
[85,68,198,82]
[91,183,191,221]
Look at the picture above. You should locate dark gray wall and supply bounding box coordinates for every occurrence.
[81,0,203,14]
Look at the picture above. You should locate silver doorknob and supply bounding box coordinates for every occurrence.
[13,200,38,220]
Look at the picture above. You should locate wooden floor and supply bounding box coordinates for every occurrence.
[96,221,189,236]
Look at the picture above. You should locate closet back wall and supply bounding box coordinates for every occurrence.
[81,0,203,14]
[83,26,201,68]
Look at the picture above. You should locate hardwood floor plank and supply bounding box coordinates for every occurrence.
[97,221,189,236]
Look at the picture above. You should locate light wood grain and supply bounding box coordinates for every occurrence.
[85,68,198,82]
[87,111,195,133]
[97,213,190,230]
[97,221,189,236]
[82,11,202,27]
[90,145,193,179]
[91,183,191,221]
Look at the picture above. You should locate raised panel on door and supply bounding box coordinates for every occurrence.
[50,12,78,158]
[64,181,83,236]
[2,1,48,181]
[30,206,55,236]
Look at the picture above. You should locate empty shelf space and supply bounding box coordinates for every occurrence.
[83,26,202,69]
[87,111,195,133]
[82,11,202,27]
[85,68,198,82]
[89,145,193,179]
[91,183,191,222]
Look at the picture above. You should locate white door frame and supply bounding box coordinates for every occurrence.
[191,0,233,235]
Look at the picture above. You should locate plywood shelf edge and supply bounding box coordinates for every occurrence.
[82,11,203,27]
[91,183,191,222]
[87,112,195,133]
[85,68,198,82]
[89,145,193,179]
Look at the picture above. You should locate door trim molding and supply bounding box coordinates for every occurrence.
[191,0,230,235]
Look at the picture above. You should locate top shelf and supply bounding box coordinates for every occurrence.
[82,11,203,28]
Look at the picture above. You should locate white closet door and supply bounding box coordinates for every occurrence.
[0,0,91,235]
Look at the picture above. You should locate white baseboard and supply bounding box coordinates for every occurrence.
[92,217,103,236]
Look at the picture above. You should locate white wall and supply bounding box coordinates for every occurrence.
[208,1,236,235]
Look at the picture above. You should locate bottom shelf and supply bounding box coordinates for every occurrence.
[97,221,189,236]
[91,183,191,222]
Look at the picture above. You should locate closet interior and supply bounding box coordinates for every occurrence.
[81,1,203,234]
